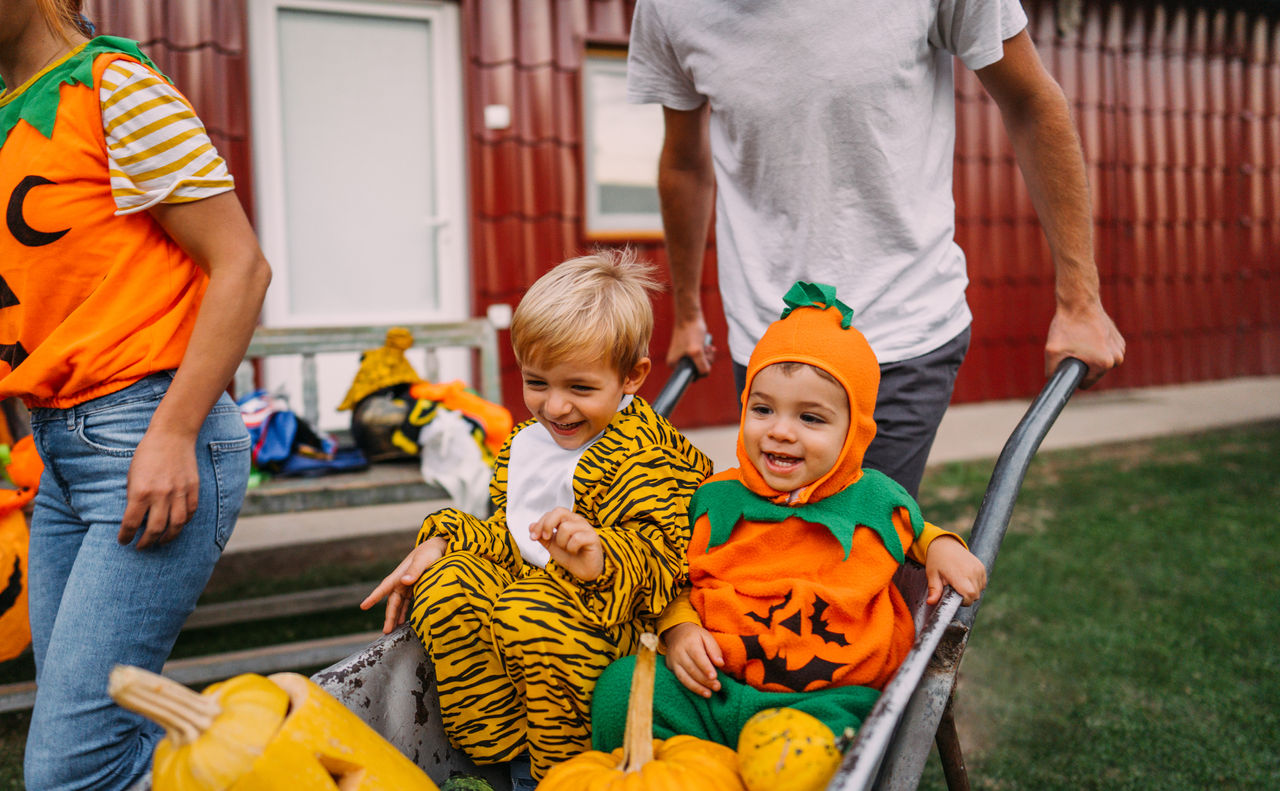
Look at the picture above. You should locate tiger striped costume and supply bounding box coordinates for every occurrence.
[408,395,711,779]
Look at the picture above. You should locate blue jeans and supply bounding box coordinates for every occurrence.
[23,373,250,791]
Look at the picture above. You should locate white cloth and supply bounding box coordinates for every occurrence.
[627,0,1027,365]
[505,395,634,567]
[418,408,493,517]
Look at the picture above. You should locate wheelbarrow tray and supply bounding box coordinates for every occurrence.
[310,359,1087,791]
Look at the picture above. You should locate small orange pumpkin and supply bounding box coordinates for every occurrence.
[539,633,746,790]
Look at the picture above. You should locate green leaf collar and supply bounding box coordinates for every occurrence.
[689,470,922,563]
[0,37,160,149]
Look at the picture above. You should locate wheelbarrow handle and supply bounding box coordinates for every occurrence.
[829,356,1088,791]
[960,356,1087,628]
[650,355,702,419]
[650,333,713,419]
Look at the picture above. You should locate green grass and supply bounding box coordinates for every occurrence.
[0,424,1276,789]
[915,422,1280,791]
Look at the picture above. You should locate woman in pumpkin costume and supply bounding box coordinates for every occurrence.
[592,283,987,749]
[0,3,271,789]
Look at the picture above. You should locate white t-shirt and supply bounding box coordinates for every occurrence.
[627,0,1027,365]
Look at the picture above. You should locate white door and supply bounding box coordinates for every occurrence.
[249,0,468,430]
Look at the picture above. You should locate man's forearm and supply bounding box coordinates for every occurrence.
[658,159,716,321]
[999,80,1100,308]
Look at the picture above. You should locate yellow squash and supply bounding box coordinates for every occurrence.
[538,633,746,790]
[736,707,842,791]
[110,666,438,791]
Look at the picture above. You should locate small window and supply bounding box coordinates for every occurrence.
[583,50,664,239]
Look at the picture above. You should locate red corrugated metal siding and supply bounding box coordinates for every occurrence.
[82,1,255,226]
[904,0,1280,406]
[91,1,1279,426]
[463,0,735,427]
[470,0,1280,425]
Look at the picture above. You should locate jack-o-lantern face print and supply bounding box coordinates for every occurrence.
[739,590,854,692]
[2,174,72,369]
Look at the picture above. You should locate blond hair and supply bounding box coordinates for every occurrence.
[511,248,660,377]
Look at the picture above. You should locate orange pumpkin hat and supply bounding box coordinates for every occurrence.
[736,282,880,505]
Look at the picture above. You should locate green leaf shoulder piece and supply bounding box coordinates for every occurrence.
[689,470,923,564]
[0,36,161,148]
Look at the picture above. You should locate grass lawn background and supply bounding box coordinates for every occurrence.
[0,421,1276,789]
[915,421,1280,790]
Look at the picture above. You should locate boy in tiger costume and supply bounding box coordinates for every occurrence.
[363,249,711,783]
[591,282,986,749]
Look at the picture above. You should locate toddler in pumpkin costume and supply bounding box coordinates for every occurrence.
[591,282,987,747]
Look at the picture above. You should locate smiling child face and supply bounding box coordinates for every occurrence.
[520,350,650,450]
[742,363,850,493]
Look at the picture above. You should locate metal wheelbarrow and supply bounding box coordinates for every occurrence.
[312,358,1088,790]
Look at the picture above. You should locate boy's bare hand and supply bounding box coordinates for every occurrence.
[360,537,447,634]
[663,622,723,698]
[924,536,988,606]
[530,507,604,581]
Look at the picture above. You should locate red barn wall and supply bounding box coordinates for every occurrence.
[84,0,1280,428]
[466,0,1280,426]
[460,0,736,428]
[956,1,1280,402]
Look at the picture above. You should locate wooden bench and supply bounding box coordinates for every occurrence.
[233,319,503,517]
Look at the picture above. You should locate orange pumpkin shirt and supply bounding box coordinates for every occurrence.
[0,41,208,407]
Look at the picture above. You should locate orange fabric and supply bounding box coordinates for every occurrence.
[686,296,920,692]
[409,380,514,454]
[0,53,207,407]
[687,469,918,692]
[735,302,880,505]
[0,436,41,515]
[7,435,42,491]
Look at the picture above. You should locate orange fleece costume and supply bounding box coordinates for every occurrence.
[663,283,956,692]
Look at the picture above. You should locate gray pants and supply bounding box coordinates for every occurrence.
[733,327,970,498]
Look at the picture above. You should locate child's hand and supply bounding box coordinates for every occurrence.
[530,507,604,581]
[663,622,723,698]
[360,537,447,634]
[924,536,988,606]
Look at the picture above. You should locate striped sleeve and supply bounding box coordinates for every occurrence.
[98,59,234,215]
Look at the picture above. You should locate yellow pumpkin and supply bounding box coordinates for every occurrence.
[109,666,438,791]
[736,707,842,791]
[539,633,746,790]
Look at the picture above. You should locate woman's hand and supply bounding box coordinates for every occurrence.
[663,622,723,697]
[529,507,604,581]
[360,537,448,633]
[924,536,988,605]
[118,428,200,549]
